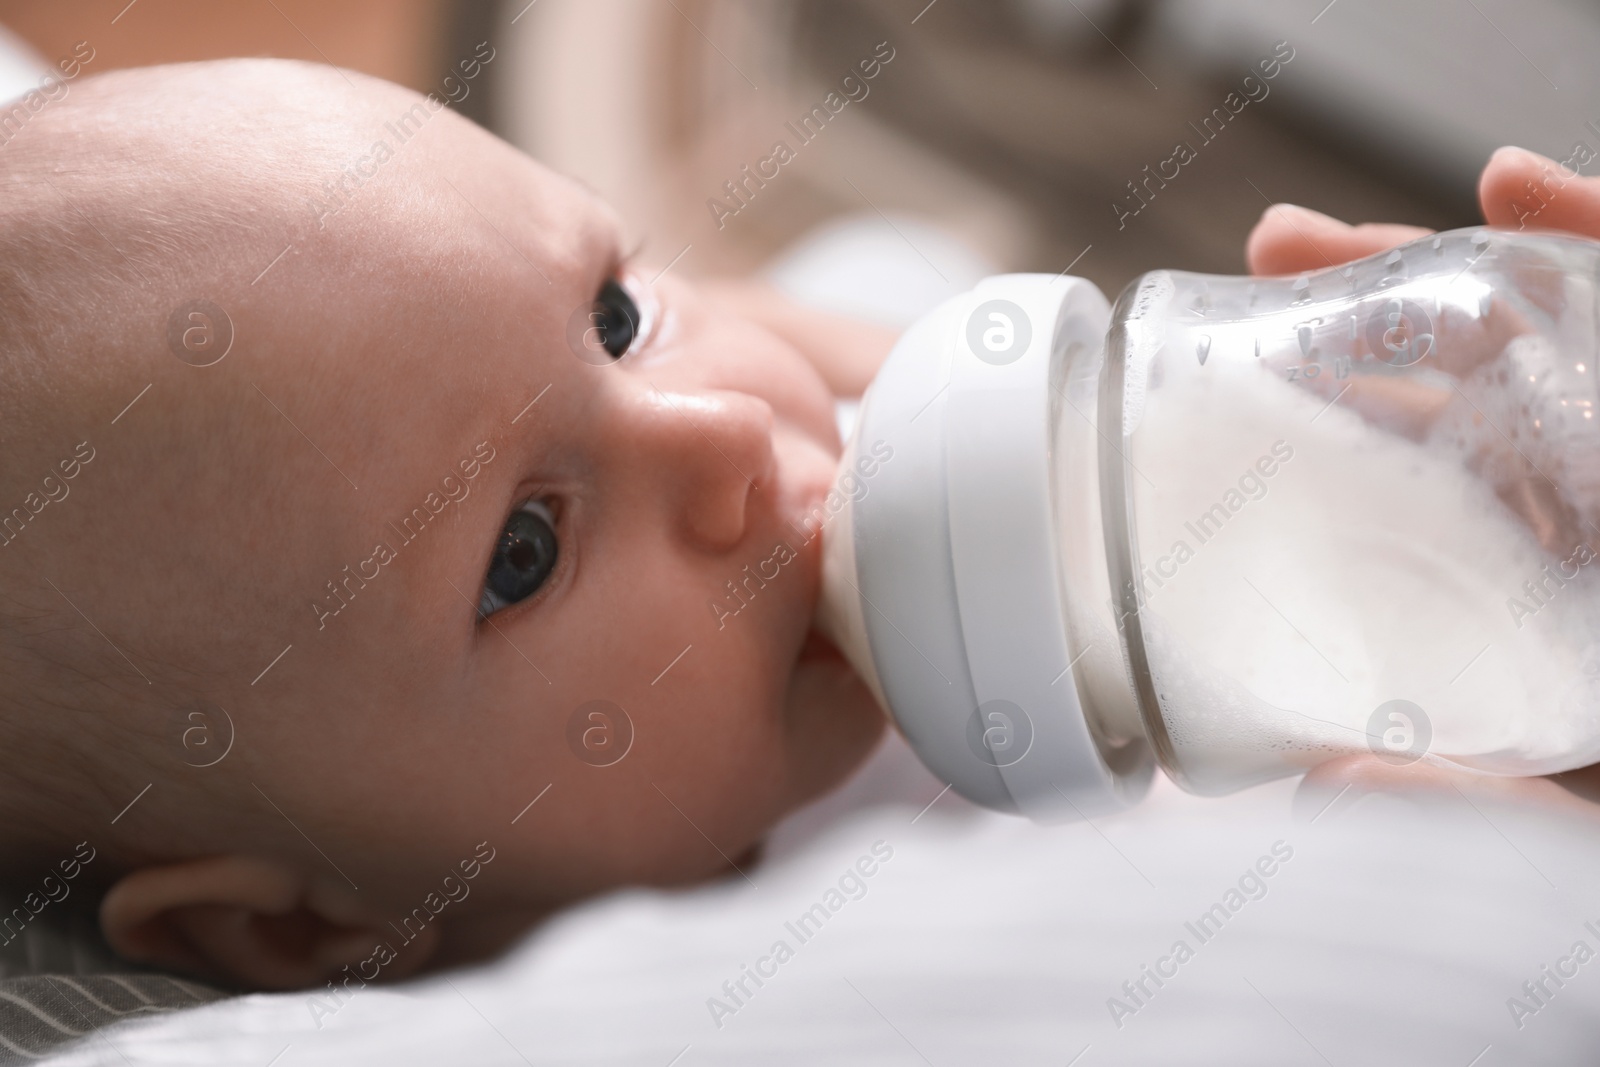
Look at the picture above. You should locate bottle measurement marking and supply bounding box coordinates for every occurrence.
[1286,356,1349,382]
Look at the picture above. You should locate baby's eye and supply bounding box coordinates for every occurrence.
[478,500,559,616]
[591,278,639,359]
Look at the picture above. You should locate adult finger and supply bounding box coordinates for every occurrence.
[1246,203,1433,276]
[1479,145,1600,237]
[1293,752,1600,825]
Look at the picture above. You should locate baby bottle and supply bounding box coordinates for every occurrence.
[818,227,1600,820]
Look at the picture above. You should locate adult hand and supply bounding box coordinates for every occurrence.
[1246,146,1600,275]
[1247,146,1600,821]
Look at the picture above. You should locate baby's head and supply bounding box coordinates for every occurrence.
[0,60,882,988]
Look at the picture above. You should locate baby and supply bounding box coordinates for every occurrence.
[0,59,889,990]
[7,53,1596,998]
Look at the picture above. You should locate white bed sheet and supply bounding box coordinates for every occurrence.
[41,740,1600,1066]
[0,24,46,104]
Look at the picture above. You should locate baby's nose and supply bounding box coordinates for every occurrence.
[635,387,775,552]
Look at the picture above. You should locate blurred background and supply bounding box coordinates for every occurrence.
[3,0,1596,299]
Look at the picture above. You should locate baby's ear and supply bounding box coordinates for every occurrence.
[99,856,437,990]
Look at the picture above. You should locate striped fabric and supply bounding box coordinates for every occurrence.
[0,975,221,1065]
[0,901,223,1064]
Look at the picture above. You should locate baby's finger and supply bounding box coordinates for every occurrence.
[1479,146,1600,237]
[1246,203,1432,276]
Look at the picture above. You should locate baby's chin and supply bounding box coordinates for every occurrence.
[780,628,887,807]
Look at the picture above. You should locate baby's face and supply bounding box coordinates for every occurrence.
[39,67,883,930]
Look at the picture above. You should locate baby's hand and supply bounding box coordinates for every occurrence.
[1250,146,1600,817]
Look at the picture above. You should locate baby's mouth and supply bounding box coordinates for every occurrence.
[796,626,846,665]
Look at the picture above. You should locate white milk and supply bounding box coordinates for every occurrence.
[1125,339,1600,791]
